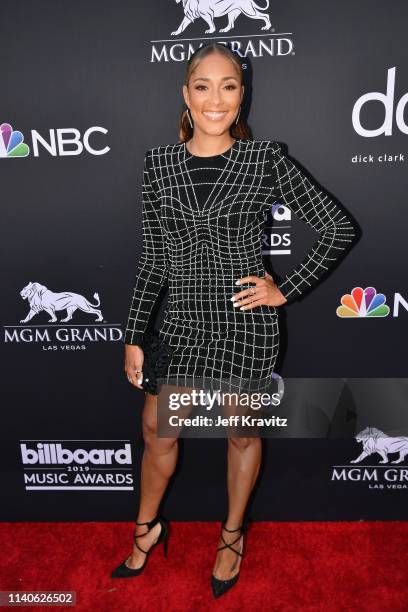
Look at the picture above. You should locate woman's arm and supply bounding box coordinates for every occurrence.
[270,142,358,303]
[123,149,168,345]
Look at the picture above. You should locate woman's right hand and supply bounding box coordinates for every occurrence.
[124,344,145,390]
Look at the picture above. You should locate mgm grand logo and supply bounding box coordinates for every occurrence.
[331,428,408,490]
[3,281,123,350]
[150,1,294,62]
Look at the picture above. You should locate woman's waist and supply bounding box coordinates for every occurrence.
[167,268,266,287]
[163,301,277,321]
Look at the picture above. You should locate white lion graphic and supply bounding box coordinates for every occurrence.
[20,282,103,323]
[350,427,408,464]
[171,0,271,35]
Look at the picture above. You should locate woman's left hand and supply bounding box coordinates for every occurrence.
[231,271,287,310]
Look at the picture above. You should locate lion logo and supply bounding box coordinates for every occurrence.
[171,0,271,35]
[350,427,408,464]
[20,282,103,323]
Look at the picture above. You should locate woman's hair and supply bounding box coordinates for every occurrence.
[178,42,252,142]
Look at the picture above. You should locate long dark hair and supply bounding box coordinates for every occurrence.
[178,43,252,142]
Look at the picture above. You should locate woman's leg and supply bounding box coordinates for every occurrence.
[212,388,262,580]
[126,390,179,569]
[126,385,196,569]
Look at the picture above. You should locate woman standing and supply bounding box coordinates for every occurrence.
[112,42,358,597]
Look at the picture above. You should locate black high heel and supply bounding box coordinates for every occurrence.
[111,515,169,578]
[211,517,249,598]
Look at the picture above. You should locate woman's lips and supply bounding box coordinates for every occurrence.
[202,111,228,121]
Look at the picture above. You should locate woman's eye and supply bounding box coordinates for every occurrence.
[195,84,237,91]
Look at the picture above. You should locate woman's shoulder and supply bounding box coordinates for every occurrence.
[250,138,285,153]
[249,138,285,157]
[144,142,185,159]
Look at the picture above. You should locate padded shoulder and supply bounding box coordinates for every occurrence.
[264,139,283,155]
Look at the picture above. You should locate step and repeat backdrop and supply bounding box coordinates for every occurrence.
[2,1,407,520]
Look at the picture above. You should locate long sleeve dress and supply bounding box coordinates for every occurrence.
[123,139,357,394]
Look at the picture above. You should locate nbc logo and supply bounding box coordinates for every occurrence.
[0,121,109,157]
[336,287,390,318]
[0,123,30,157]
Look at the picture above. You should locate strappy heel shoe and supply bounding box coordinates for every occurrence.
[111,515,169,578]
[211,518,249,598]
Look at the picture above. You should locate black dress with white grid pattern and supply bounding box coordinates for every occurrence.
[123,139,357,393]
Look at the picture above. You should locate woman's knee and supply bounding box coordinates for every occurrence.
[142,414,158,441]
[142,416,178,451]
[227,436,259,450]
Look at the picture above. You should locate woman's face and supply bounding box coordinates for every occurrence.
[183,52,244,137]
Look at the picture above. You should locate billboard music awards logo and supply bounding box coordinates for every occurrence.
[331,428,408,490]
[0,122,109,158]
[20,440,134,491]
[3,281,123,350]
[150,1,294,62]
[262,202,292,255]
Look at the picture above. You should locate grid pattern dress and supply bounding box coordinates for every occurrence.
[123,139,357,393]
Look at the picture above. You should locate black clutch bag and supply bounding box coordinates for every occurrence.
[138,329,174,395]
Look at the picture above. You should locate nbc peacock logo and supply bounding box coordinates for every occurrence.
[336,286,390,318]
[0,122,30,157]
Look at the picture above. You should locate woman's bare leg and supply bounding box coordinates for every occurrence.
[126,386,195,569]
[212,391,262,580]
[126,391,179,569]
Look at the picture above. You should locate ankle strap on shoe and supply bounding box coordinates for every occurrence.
[136,516,160,530]
[221,521,242,533]
[133,516,162,553]
[218,524,244,557]
[221,517,249,534]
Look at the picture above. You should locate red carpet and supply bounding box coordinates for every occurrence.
[1,521,407,611]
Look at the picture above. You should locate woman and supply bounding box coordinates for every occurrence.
[112,42,358,597]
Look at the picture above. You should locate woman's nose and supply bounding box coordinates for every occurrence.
[209,90,222,104]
